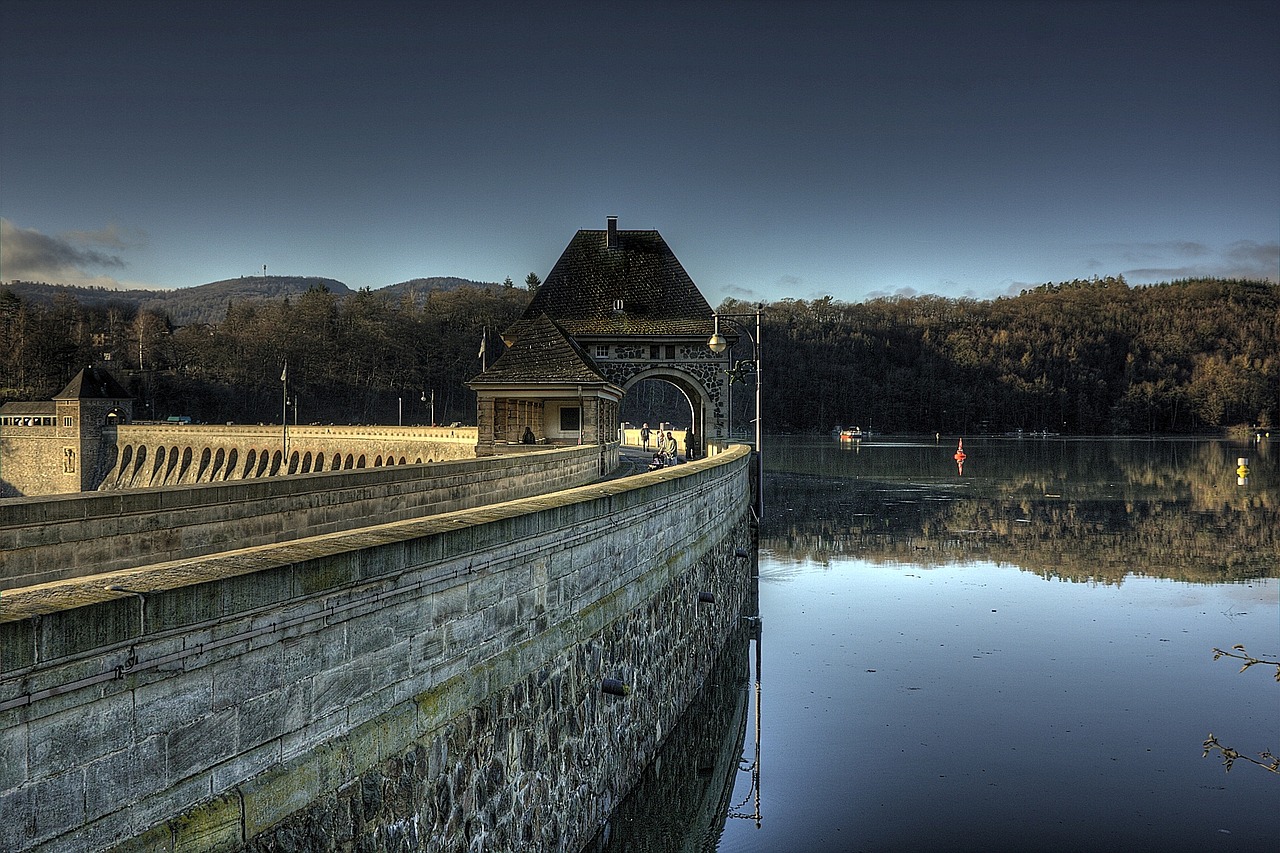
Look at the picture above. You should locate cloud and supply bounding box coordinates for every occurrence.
[1086,238,1279,285]
[1223,240,1280,281]
[863,285,920,300]
[62,222,145,251]
[0,218,144,287]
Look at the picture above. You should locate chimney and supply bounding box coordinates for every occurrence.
[606,215,618,249]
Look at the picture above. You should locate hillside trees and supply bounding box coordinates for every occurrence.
[746,277,1277,434]
[1,276,1275,434]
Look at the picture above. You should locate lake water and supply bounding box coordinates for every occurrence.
[591,437,1278,853]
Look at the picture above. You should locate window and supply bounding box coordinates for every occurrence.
[595,345,609,359]
[650,345,660,359]
[665,345,676,359]
[560,406,581,432]
[63,416,74,427]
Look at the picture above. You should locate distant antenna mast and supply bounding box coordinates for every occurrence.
[263,264,267,277]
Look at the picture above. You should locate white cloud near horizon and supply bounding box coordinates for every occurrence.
[1094,238,1279,284]
[0,218,149,288]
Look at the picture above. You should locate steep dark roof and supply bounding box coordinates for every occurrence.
[0,402,55,415]
[508,224,716,340]
[470,314,611,386]
[52,367,133,401]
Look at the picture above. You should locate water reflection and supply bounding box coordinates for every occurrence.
[764,437,1278,584]
[595,438,1277,853]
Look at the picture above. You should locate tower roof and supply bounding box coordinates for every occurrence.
[507,218,716,341]
[52,367,133,401]
[471,314,610,387]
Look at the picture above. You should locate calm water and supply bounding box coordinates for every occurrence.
[592,437,1278,853]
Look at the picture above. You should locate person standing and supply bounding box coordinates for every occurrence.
[641,422,651,451]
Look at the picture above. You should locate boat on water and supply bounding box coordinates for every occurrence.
[835,426,868,441]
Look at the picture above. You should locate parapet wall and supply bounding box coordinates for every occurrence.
[0,445,753,852]
[0,443,616,591]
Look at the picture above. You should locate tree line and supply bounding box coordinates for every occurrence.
[2,275,1276,434]
[723,276,1278,435]
[0,284,530,427]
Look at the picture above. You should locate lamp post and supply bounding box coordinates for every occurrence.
[280,360,289,459]
[709,304,763,520]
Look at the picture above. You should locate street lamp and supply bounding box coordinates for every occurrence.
[709,305,764,520]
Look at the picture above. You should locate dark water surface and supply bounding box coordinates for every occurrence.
[593,437,1277,853]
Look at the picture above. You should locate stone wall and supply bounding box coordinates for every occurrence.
[0,445,753,853]
[0,443,616,591]
[101,424,479,490]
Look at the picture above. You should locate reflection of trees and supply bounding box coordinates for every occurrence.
[585,617,753,853]
[761,466,1278,585]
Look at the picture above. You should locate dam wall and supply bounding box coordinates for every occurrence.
[101,424,479,490]
[0,443,616,591]
[0,445,754,853]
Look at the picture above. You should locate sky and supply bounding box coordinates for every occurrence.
[2,0,1277,307]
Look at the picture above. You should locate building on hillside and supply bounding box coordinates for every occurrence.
[469,216,730,456]
[0,366,133,497]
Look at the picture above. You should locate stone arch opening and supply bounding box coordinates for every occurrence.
[301,451,313,473]
[150,445,166,486]
[115,445,133,487]
[130,445,147,488]
[163,445,179,484]
[621,368,711,459]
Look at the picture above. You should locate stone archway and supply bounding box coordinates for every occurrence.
[469,217,738,457]
[620,367,712,454]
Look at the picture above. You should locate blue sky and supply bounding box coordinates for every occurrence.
[2,0,1276,306]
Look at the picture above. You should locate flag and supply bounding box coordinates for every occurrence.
[477,333,486,359]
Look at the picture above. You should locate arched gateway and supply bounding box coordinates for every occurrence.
[469,216,739,457]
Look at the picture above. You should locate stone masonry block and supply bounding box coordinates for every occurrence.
[171,790,244,853]
[135,674,213,738]
[0,720,27,792]
[38,597,141,662]
[210,645,283,712]
[84,734,165,822]
[0,785,35,851]
[31,768,87,846]
[166,707,238,781]
[28,689,133,781]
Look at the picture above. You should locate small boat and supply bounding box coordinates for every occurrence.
[838,426,866,441]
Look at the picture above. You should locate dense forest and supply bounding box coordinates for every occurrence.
[725,276,1278,435]
[0,283,530,426]
[1,275,1276,434]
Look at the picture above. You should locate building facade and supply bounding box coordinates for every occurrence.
[0,367,133,497]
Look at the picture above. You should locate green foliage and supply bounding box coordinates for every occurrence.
[3,275,1276,434]
[732,277,1279,434]
[0,283,531,426]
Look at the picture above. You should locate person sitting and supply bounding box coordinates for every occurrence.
[521,426,536,444]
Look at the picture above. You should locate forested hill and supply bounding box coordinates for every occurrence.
[2,275,501,326]
[728,277,1278,435]
[1,275,1275,434]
